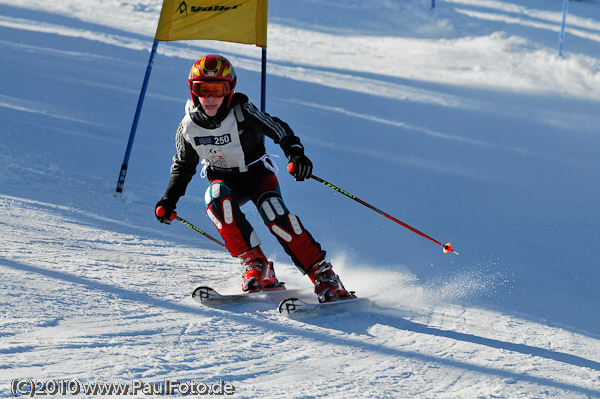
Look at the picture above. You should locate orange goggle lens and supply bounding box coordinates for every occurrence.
[191,81,230,98]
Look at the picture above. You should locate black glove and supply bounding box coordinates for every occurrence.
[287,155,313,181]
[155,197,177,224]
[156,173,190,224]
[280,135,313,181]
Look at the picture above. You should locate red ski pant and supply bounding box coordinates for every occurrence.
[205,170,324,273]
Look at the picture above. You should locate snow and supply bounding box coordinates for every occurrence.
[1,0,600,397]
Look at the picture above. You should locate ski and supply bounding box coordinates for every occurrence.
[278,296,370,317]
[192,284,292,305]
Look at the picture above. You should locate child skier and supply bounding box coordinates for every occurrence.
[155,54,354,303]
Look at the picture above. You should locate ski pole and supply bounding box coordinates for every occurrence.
[310,174,459,255]
[175,215,227,250]
[156,205,227,250]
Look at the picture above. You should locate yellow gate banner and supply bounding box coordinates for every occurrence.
[154,0,268,46]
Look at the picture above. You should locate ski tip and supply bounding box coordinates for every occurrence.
[191,286,216,303]
[278,296,368,317]
[278,297,303,316]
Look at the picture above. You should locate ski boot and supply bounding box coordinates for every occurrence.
[308,260,355,303]
[240,247,281,292]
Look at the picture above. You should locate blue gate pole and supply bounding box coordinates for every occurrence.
[431,0,436,10]
[558,0,569,57]
[114,39,159,197]
[260,46,267,112]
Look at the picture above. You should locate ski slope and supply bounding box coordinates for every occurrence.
[1,0,600,397]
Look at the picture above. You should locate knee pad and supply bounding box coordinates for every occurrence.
[205,181,231,206]
[259,195,289,225]
[259,196,324,271]
[259,195,305,242]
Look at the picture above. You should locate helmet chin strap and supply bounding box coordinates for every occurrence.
[190,91,200,108]
[226,91,235,107]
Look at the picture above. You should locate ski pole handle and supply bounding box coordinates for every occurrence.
[156,205,177,223]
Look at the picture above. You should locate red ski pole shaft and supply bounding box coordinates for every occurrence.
[310,175,459,255]
[175,216,228,250]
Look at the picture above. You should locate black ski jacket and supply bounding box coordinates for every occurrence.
[161,92,305,203]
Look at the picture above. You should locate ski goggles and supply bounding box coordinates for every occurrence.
[190,81,231,98]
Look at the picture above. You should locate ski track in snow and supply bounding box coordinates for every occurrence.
[1,0,600,397]
[2,195,600,396]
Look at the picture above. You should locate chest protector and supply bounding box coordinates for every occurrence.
[180,105,248,172]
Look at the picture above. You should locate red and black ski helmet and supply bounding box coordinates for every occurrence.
[188,54,237,107]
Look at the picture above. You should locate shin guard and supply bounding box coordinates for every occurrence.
[258,195,325,273]
[205,181,260,257]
